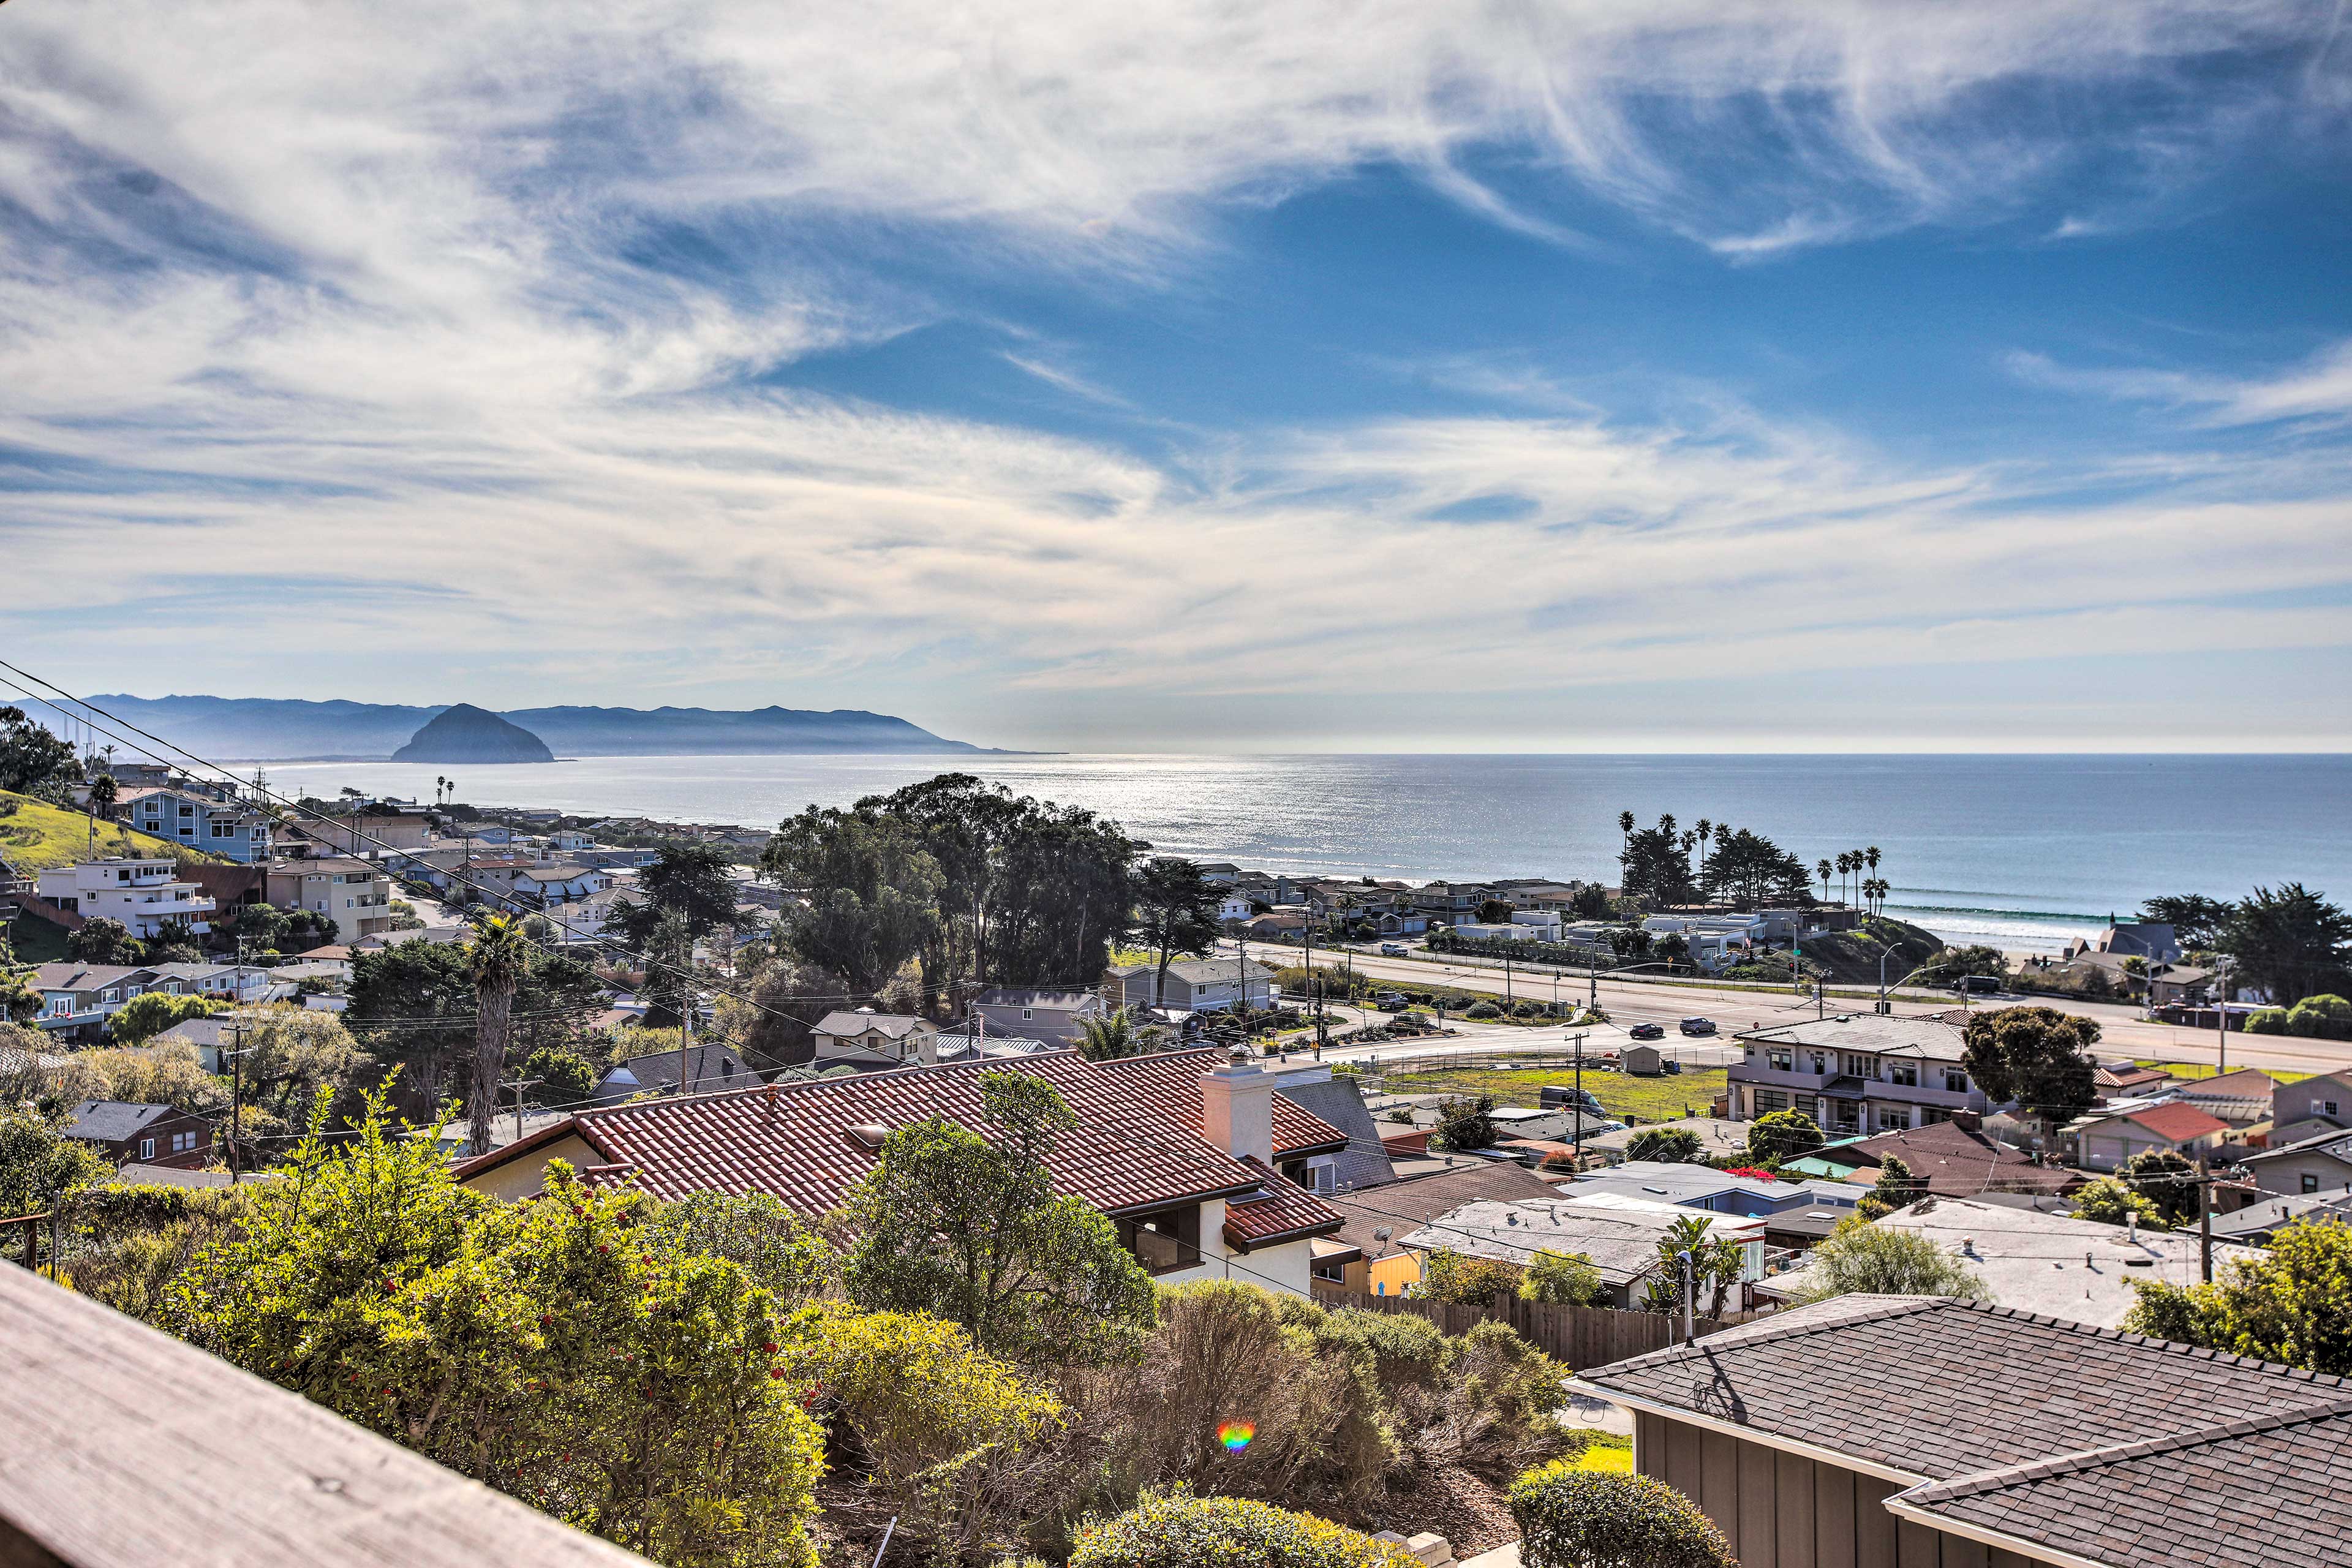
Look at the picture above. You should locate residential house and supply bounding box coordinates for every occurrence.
[151,1011,263,1072]
[1109,957,1275,1013]
[1452,921,1537,942]
[144,960,276,1005]
[28,962,163,1042]
[2209,1189,2352,1243]
[1572,1294,2352,1568]
[2144,963,2217,1008]
[1313,1159,1564,1296]
[303,808,436,854]
[2271,1068,2352,1144]
[1728,1014,1988,1136]
[2237,1125,2352,1196]
[34,858,216,939]
[1567,1159,1860,1220]
[968,987,1108,1047]
[2092,1061,2172,1099]
[2171,1066,2278,1128]
[2064,1100,2231,1172]
[1830,1120,2082,1200]
[1369,908,1430,937]
[454,1047,1352,1297]
[1195,862,1242,886]
[1397,1193,1766,1310]
[116,787,274,863]
[265,858,394,942]
[1772,1196,2258,1330]
[2064,919,2181,963]
[595,1044,763,1103]
[58,1100,213,1169]
[1407,882,1493,922]
[1581,1117,1752,1166]
[1509,908,1564,940]
[1241,910,1310,943]
[807,1009,940,1066]
[1213,891,1253,925]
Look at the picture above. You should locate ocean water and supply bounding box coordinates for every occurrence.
[255,753,2352,956]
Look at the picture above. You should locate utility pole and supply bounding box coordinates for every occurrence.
[2214,959,2230,1076]
[1571,1030,1585,1170]
[2198,1150,2213,1283]
[1681,1249,1695,1346]
[226,1019,245,1183]
[503,1075,543,1144]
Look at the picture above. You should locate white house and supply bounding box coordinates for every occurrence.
[36,858,216,938]
[968,987,1109,1046]
[1112,959,1276,1012]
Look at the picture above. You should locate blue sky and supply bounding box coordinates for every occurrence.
[3,2,2351,750]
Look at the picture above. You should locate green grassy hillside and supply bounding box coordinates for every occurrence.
[0,788,227,872]
[1798,914,1946,986]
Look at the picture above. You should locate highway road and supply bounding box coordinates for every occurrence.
[1224,940,2352,1078]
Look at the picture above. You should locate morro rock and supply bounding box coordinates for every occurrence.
[391,704,555,764]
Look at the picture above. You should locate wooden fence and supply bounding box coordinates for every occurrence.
[1310,1288,1727,1368]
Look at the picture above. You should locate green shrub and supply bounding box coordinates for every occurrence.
[1464,1001,1502,1020]
[1417,1248,1521,1304]
[2245,1007,2291,1035]
[1313,1306,1450,1385]
[1520,1249,1605,1305]
[2286,994,2352,1040]
[1509,1464,1736,1568]
[1071,1489,1419,1568]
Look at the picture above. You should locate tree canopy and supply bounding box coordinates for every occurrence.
[1134,856,1224,1003]
[2223,883,2351,1007]
[1798,1218,1989,1303]
[841,1071,1154,1366]
[0,706,77,796]
[761,802,941,994]
[1745,1109,1825,1165]
[2124,1218,2352,1375]
[2139,894,2233,952]
[607,840,742,950]
[1961,1005,2099,1147]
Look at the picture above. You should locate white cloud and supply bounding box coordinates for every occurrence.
[2010,341,2352,426]
[2,2,2350,741]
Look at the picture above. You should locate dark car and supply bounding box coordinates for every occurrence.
[1954,975,2003,996]
[1678,1017,1717,1036]
[1628,1022,1666,1041]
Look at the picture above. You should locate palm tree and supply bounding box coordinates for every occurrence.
[1618,810,1635,861]
[466,915,529,1155]
[85,772,117,858]
[1076,1008,1141,1061]
[1865,845,1882,891]
[1816,859,1833,902]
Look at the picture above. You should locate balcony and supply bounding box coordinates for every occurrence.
[0,1261,655,1568]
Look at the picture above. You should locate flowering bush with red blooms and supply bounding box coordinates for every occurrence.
[1721,1166,1779,1182]
[168,1089,826,1568]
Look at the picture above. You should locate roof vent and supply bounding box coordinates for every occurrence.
[846,1121,890,1150]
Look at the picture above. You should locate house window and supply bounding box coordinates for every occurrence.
[1887,1064,1919,1087]
[1118,1205,1201,1276]
[1308,1157,1337,1194]
[1022,1009,1034,1021]
[1944,1070,1970,1093]
[1842,1054,1877,1078]
[1920,1107,1955,1126]
[1810,1052,1828,1074]
[1753,1090,1789,1114]
[1311,1256,1348,1283]
[2326,1100,2341,1118]
[138,1138,154,1160]
[1766,1049,1792,1071]
[1876,1106,1911,1131]
[2305,1175,2323,1194]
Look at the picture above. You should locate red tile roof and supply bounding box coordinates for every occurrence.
[456,1048,1338,1225]
[1220,1156,1347,1251]
[1092,1049,1350,1156]
[2117,1101,2232,1144]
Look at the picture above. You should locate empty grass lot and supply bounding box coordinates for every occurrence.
[2136,1058,2312,1084]
[1380,1064,1728,1123]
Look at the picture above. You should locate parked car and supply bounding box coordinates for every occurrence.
[1540,1084,1607,1115]
[1374,992,1408,1011]
[1628,1022,1665,1041]
[1954,974,2003,996]
[1379,943,1406,956]
[1678,1017,1717,1036]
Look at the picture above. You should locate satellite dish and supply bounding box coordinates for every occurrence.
[1373,1227,1392,1243]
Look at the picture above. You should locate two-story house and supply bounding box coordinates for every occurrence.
[1728,1014,1989,1137]
[968,987,1108,1046]
[34,858,216,939]
[264,858,394,942]
[1408,881,1494,922]
[29,963,165,1042]
[116,787,274,863]
[58,1100,214,1169]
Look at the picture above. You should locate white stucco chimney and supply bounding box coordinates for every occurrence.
[1200,1043,1275,1166]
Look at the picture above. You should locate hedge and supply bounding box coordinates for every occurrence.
[1069,1490,1421,1568]
[1509,1464,1735,1568]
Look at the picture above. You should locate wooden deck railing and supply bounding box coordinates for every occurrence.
[0,1261,656,1568]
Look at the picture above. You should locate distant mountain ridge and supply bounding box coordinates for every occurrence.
[391,704,556,764]
[78,694,995,761]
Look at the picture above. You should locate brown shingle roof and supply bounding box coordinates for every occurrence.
[1896,1398,2352,1568]
[1319,1159,1562,1257]
[1578,1294,2352,1566]
[1844,1120,2078,1196]
[2113,1100,2232,1143]
[456,1049,1325,1222]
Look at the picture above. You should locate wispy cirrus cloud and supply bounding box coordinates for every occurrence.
[1,2,2350,744]
[2011,341,2352,427]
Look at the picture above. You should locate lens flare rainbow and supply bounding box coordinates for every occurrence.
[1217,1421,1254,1452]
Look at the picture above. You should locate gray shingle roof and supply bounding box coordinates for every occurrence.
[61,1101,180,1144]
[603,1045,761,1096]
[1267,1075,1396,1191]
[1578,1294,2352,1567]
[1734,1012,1970,1061]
